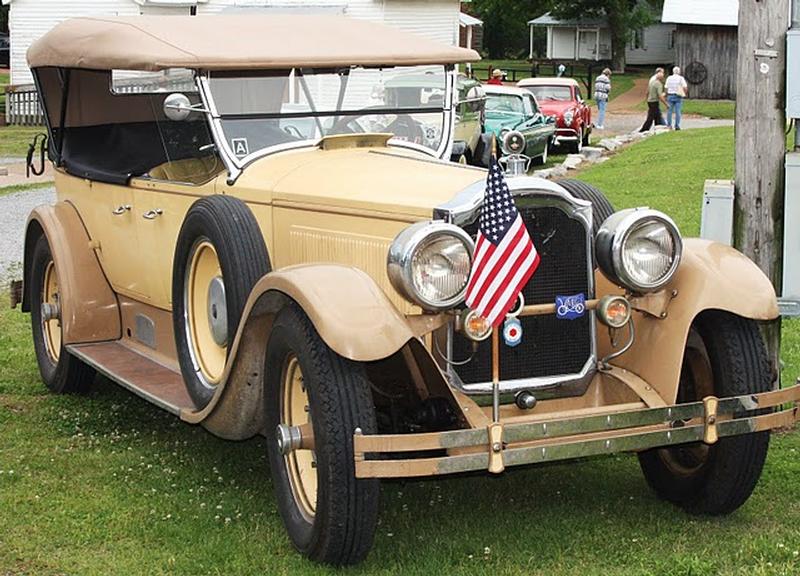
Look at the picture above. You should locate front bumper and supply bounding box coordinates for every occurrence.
[354,383,800,478]
[554,127,580,144]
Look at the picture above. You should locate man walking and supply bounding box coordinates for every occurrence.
[640,67,666,132]
[665,66,688,130]
[593,67,612,129]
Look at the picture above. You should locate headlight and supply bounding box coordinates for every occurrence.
[564,109,575,125]
[388,221,475,311]
[596,208,682,293]
[502,130,526,155]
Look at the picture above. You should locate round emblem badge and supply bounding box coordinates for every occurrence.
[503,317,523,347]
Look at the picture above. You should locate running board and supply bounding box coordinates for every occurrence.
[67,342,196,415]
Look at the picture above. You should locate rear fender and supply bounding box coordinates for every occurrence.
[598,238,778,404]
[182,264,417,438]
[23,202,120,343]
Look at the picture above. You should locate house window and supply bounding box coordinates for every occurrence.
[630,29,644,50]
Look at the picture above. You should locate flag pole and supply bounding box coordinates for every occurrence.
[490,132,501,424]
[492,328,500,422]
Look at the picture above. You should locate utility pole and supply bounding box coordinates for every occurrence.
[734,0,790,380]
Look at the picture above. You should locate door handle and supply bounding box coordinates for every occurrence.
[142,209,163,220]
[112,204,131,215]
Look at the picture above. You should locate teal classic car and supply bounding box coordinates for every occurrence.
[483,84,555,165]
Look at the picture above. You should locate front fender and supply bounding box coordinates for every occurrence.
[598,238,778,405]
[182,264,415,438]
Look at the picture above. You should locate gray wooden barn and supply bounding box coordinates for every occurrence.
[662,0,738,100]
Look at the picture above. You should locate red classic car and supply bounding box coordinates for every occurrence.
[517,77,591,153]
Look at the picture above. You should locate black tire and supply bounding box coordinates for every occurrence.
[29,235,95,393]
[556,179,615,235]
[265,303,380,565]
[638,311,772,515]
[172,195,270,409]
[582,126,591,146]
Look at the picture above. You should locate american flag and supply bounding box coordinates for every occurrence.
[464,157,540,327]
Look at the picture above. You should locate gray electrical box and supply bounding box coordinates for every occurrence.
[788,30,800,118]
[700,179,734,245]
[783,153,800,300]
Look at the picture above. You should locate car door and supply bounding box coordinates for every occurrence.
[521,94,549,157]
[57,173,147,299]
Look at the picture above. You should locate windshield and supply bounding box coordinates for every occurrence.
[524,85,572,102]
[485,94,524,115]
[206,65,449,165]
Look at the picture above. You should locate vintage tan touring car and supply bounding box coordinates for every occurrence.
[12,14,800,566]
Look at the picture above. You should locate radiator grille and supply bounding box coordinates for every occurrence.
[452,198,593,385]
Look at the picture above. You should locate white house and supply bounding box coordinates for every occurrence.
[1,0,463,86]
[528,12,675,66]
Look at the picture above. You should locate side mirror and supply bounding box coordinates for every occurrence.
[163,93,208,121]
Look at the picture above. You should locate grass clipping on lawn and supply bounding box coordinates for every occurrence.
[3,127,800,576]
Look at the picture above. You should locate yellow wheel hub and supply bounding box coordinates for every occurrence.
[42,261,61,363]
[282,355,317,521]
[185,240,226,386]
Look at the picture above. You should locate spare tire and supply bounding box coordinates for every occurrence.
[172,195,271,409]
[556,179,615,235]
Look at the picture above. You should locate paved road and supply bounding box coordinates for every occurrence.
[0,186,55,287]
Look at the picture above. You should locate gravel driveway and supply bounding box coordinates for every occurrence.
[0,186,55,287]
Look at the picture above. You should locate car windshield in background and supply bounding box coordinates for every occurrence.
[207,65,449,163]
[485,94,524,115]
[526,86,572,101]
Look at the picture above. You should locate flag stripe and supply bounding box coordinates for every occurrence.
[464,156,540,328]
[465,219,526,307]
[473,221,532,313]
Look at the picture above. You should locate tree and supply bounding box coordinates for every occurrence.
[470,0,550,59]
[549,0,662,72]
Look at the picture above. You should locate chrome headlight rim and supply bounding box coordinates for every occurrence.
[598,208,683,294]
[387,221,475,311]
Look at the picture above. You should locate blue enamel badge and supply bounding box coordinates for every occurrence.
[556,293,586,320]
[503,317,523,347]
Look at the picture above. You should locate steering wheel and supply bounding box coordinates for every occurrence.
[330,112,424,143]
[384,114,425,144]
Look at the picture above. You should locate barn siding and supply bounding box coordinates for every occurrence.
[675,24,737,99]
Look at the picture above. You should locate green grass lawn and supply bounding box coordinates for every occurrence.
[0,125,45,157]
[635,99,736,120]
[1,71,8,113]
[4,126,800,575]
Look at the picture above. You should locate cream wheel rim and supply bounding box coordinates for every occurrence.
[658,330,713,475]
[184,239,226,387]
[282,354,317,521]
[42,261,61,363]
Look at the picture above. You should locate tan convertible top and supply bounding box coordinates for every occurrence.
[27,14,480,71]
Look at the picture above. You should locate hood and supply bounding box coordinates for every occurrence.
[227,141,486,220]
[485,114,525,135]
[537,100,575,116]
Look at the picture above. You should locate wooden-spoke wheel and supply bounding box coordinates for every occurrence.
[652,329,713,476]
[638,311,772,515]
[281,354,318,522]
[265,303,380,565]
[42,261,62,363]
[173,195,270,409]
[184,238,227,389]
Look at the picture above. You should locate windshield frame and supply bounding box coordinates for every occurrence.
[196,65,457,183]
